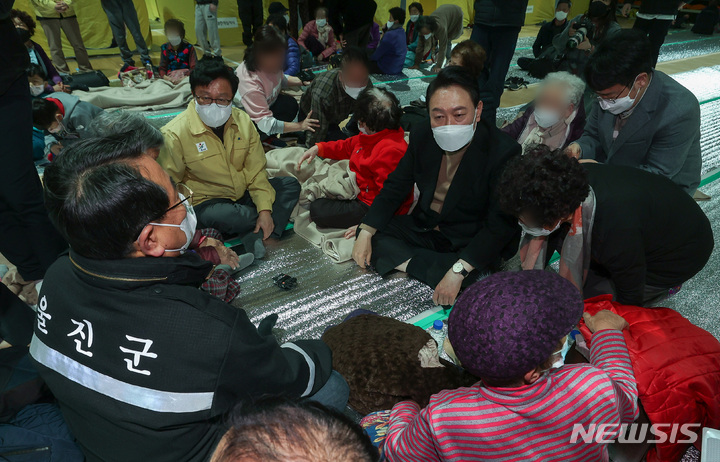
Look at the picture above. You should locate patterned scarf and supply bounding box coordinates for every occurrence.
[519,187,596,290]
[317,22,330,47]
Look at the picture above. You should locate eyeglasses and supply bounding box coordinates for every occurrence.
[153,183,193,221]
[195,95,232,108]
[596,83,632,104]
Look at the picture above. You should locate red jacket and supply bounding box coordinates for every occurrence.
[579,295,720,462]
[317,128,413,214]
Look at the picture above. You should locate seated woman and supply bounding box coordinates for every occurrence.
[298,7,338,63]
[502,71,586,154]
[296,87,412,229]
[235,26,319,144]
[267,14,301,76]
[11,9,68,93]
[158,19,197,84]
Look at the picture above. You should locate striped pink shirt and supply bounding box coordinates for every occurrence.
[384,330,638,462]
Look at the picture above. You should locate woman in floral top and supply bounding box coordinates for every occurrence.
[159,19,198,82]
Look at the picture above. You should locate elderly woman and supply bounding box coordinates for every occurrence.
[502,72,586,154]
[235,25,319,145]
[296,87,413,229]
[11,9,68,93]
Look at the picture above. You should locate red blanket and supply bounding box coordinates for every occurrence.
[579,295,720,462]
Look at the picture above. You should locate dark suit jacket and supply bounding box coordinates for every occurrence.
[576,71,701,194]
[362,118,521,271]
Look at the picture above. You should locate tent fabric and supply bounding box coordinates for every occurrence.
[15,0,152,60]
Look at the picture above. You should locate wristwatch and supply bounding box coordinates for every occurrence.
[452,261,469,278]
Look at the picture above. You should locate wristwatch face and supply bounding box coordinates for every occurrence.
[453,262,464,273]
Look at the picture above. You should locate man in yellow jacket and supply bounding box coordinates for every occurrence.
[159,59,300,259]
[30,0,92,73]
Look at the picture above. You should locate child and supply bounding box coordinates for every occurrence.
[383,270,639,461]
[31,94,104,159]
[159,19,198,84]
[298,7,338,63]
[195,0,222,57]
[369,7,407,75]
[27,64,54,97]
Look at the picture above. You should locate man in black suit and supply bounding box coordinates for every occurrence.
[352,67,521,306]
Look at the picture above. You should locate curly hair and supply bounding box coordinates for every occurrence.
[497,145,589,227]
[11,9,36,36]
[354,87,402,134]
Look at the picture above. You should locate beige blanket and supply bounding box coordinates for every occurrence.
[266,147,360,263]
[73,78,192,111]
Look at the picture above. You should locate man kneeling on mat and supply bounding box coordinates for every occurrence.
[352,67,520,306]
[383,270,639,461]
[296,87,413,231]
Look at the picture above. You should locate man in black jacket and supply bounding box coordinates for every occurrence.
[497,146,714,307]
[471,0,529,122]
[622,0,683,67]
[532,0,571,58]
[352,67,521,306]
[31,136,346,462]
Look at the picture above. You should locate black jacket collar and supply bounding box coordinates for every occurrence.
[68,250,214,289]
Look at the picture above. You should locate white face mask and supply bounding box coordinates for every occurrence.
[386,20,395,29]
[423,32,432,40]
[148,193,198,254]
[48,117,65,135]
[431,109,477,152]
[359,125,369,135]
[195,100,233,128]
[598,75,640,115]
[519,219,562,237]
[550,335,572,370]
[316,18,327,28]
[167,35,182,47]
[410,14,420,22]
[555,11,569,21]
[533,107,562,128]
[30,84,45,96]
[343,84,365,100]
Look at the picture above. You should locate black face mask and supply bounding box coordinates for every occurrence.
[588,1,609,18]
[16,27,32,43]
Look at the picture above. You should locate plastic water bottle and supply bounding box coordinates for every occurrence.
[427,320,452,363]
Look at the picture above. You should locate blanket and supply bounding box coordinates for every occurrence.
[72,78,192,111]
[265,147,360,263]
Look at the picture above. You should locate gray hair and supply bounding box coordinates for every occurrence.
[354,87,402,133]
[541,72,586,108]
[86,111,164,153]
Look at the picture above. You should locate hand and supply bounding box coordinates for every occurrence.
[209,3,217,13]
[50,142,63,155]
[579,159,598,164]
[344,225,358,239]
[621,3,632,17]
[430,65,440,73]
[584,310,629,333]
[352,229,373,268]
[296,145,319,170]
[300,110,320,132]
[199,237,224,248]
[340,39,347,48]
[565,142,582,159]
[254,210,275,240]
[432,269,463,306]
[577,37,593,51]
[54,2,64,12]
[301,80,312,86]
[409,65,420,70]
[215,244,240,269]
[568,22,578,35]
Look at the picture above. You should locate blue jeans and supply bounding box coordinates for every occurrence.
[306,371,350,413]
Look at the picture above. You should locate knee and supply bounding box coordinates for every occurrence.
[277,176,301,195]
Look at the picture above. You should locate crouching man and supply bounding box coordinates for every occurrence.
[31,136,347,462]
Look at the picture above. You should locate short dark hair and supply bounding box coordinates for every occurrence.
[190,57,240,96]
[10,9,35,35]
[389,7,406,24]
[354,87,403,133]
[497,145,590,228]
[213,398,379,462]
[408,2,424,14]
[585,29,653,92]
[27,63,47,80]
[339,47,370,70]
[426,66,482,108]
[32,98,60,129]
[557,0,572,7]
[450,40,487,77]
[164,18,186,39]
[43,136,170,260]
[416,15,438,32]
[243,25,287,72]
[266,13,288,33]
[315,6,329,17]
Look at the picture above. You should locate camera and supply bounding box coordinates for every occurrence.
[567,17,595,49]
